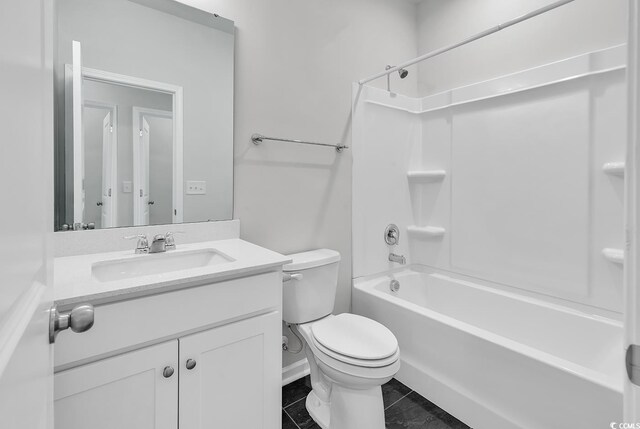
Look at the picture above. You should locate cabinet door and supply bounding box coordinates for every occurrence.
[54,340,178,429]
[179,312,281,429]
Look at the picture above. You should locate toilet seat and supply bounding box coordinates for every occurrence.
[312,339,400,368]
[311,313,398,360]
[298,315,400,375]
[309,314,399,368]
[299,322,399,382]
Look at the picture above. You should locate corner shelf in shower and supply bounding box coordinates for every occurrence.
[602,162,625,177]
[407,170,446,183]
[407,225,446,238]
[602,248,624,265]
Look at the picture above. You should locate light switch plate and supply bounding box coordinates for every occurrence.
[123,181,132,193]
[186,180,206,195]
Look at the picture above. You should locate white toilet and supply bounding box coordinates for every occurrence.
[283,249,400,429]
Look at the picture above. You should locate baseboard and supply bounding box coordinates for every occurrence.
[282,358,310,386]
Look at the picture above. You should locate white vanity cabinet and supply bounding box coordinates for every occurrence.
[53,270,283,429]
[55,341,179,429]
[179,312,281,428]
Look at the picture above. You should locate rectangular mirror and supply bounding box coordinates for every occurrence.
[54,0,234,231]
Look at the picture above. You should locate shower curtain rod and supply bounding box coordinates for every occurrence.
[358,0,575,86]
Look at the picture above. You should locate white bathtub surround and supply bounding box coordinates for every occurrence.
[353,45,627,428]
[53,219,239,257]
[406,225,446,239]
[603,161,626,177]
[603,248,625,265]
[353,268,622,428]
[406,170,446,182]
[353,45,627,314]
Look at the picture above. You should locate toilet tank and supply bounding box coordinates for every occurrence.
[282,249,341,324]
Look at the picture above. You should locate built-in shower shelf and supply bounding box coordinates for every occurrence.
[407,170,446,182]
[602,162,625,177]
[407,225,446,238]
[602,248,624,265]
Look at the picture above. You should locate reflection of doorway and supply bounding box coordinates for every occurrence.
[65,40,184,227]
[132,107,175,226]
[83,101,118,228]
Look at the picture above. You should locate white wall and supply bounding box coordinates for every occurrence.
[178,0,419,367]
[416,0,627,96]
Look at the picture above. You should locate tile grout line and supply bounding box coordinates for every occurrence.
[283,407,302,429]
[283,394,308,411]
[384,389,414,411]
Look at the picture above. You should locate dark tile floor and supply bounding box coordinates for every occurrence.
[282,376,471,429]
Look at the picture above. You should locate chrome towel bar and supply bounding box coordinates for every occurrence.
[251,133,348,152]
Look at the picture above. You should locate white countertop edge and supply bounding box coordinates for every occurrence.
[54,239,291,308]
[55,261,289,309]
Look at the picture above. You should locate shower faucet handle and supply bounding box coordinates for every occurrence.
[385,224,400,246]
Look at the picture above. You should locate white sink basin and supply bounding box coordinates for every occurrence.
[92,249,234,282]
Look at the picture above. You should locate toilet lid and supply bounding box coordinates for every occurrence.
[311,313,398,360]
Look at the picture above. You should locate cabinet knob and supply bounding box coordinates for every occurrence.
[185,359,197,370]
[163,366,174,378]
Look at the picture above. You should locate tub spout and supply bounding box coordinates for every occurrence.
[389,253,406,264]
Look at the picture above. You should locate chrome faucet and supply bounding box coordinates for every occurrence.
[150,234,167,253]
[125,232,183,254]
[150,232,184,253]
[389,253,406,265]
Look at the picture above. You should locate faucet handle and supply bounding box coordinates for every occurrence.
[385,224,400,246]
[124,234,149,254]
[124,233,147,241]
[164,231,185,250]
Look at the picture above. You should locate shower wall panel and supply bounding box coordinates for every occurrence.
[353,45,626,314]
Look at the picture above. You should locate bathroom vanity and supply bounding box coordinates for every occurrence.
[52,238,289,429]
[48,1,286,425]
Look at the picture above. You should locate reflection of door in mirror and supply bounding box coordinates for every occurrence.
[82,102,117,229]
[133,108,174,226]
[66,62,181,228]
[101,112,115,227]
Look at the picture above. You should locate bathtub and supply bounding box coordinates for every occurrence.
[353,267,623,429]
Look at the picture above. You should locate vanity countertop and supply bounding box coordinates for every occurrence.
[54,239,291,308]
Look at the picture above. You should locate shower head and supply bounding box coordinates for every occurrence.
[385,65,409,92]
[385,65,409,80]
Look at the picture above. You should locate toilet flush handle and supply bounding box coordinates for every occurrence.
[283,273,304,282]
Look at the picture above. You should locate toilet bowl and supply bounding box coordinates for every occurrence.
[283,249,400,429]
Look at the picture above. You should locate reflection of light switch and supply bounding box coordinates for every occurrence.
[123,181,132,193]
[186,180,206,195]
